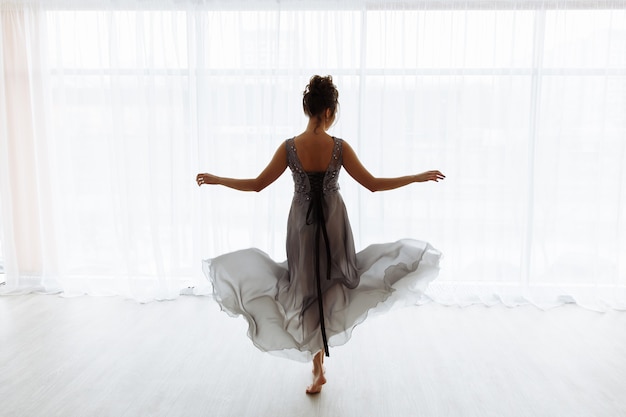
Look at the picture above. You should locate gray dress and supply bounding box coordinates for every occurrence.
[203,137,441,362]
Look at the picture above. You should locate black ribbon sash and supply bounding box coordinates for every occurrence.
[305,172,331,357]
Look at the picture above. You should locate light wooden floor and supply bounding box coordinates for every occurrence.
[1,294,625,417]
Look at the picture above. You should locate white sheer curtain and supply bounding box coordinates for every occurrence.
[1,0,625,308]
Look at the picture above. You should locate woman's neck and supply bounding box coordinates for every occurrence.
[304,117,328,135]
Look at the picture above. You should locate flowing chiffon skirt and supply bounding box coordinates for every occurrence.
[203,238,441,362]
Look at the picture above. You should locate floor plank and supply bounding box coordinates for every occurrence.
[1,294,625,417]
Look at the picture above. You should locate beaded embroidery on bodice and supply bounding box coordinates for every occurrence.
[286,137,342,204]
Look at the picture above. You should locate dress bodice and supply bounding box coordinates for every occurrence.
[286,137,343,204]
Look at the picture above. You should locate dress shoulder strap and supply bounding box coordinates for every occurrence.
[285,137,298,169]
[331,137,343,166]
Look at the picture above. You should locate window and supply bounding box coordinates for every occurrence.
[2,1,624,303]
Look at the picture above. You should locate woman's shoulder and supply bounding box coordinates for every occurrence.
[284,137,297,151]
[332,137,345,151]
[335,137,352,150]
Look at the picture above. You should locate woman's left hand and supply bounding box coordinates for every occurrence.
[415,170,446,182]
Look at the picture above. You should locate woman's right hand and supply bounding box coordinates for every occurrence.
[196,173,220,186]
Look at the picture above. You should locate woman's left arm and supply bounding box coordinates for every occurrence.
[196,144,288,192]
[342,141,444,192]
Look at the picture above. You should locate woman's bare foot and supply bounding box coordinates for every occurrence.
[306,350,327,394]
[306,372,326,394]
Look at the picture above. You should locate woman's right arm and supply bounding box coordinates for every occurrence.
[196,143,287,192]
[342,141,445,192]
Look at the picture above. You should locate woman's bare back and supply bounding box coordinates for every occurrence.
[292,133,336,173]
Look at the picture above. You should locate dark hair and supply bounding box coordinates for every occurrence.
[302,75,339,120]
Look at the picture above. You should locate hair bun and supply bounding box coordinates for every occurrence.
[303,75,339,119]
[309,75,330,92]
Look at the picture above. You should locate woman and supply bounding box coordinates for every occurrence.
[197,75,444,394]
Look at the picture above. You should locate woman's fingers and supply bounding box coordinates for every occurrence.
[419,170,445,182]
